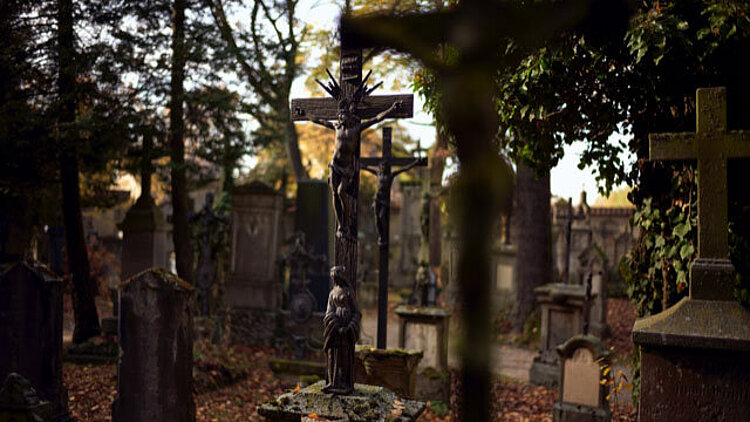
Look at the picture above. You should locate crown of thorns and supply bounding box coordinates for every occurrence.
[315,69,383,105]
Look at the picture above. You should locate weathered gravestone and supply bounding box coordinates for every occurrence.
[0,373,54,422]
[0,262,70,422]
[529,283,588,387]
[294,180,333,313]
[552,335,613,422]
[225,181,284,344]
[112,269,195,422]
[633,87,750,420]
[578,245,609,338]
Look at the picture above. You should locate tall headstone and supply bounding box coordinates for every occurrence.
[0,262,70,422]
[633,87,750,420]
[294,180,333,312]
[578,246,610,338]
[225,181,284,344]
[112,269,195,422]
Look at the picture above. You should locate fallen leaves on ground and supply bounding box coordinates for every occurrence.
[65,344,634,421]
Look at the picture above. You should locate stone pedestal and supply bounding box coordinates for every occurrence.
[529,283,587,387]
[633,297,750,421]
[225,181,284,345]
[0,262,70,422]
[112,269,195,422]
[395,306,451,402]
[395,306,450,371]
[257,381,425,421]
[354,346,423,399]
[552,335,612,422]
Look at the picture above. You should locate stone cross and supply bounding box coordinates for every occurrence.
[292,46,414,395]
[649,87,750,300]
[562,198,585,284]
[361,127,427,349]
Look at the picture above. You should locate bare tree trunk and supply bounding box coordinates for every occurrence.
[512,162,552,333]
[57,0,101,344]
[169,0,194,284]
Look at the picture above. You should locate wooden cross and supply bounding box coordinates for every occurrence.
[291,49,414,293]
[361,127,427,349]
[649,87,750,300]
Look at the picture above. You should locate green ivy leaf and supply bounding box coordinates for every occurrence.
[680,244,695,260]
[673,222,691,238]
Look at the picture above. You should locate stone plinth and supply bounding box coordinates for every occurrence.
[112,269,195,422]
[633,297,750,421]
[529,283,587,387]
[395,306,451,371]
[354,346,423,399]
[553,335,612,422]
[226,181,284,345]
[257,381,425,422]
[0,262,70,422]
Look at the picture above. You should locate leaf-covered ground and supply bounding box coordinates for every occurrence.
[64,343,634,421]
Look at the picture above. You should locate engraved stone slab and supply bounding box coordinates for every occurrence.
[639,346,750,422]
[561,348,598,407]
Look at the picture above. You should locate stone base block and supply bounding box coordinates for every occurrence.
[414,368,451,403]
[354,346,423,399]
[529,358,558,388]
[258,381,425,421]
[553,402,611,422]
[228,308,279,345]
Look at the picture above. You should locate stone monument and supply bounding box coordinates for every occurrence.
[552,335,613,422]
[529,283,588,387]
[0,262,70,422]
[225,181,284,345]
[633,87,750,420]
[112,269,195,422]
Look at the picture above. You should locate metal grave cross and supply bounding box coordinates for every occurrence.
[290,48,414,293]
[649,87,750,300]
[361,127,427,349]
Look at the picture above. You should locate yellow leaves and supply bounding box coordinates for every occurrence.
[293,383,301,393]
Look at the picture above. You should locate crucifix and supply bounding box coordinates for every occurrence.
[361,126,427,349]
[291,48,414,395]
[649,87,750,301]
[562,197,586,284]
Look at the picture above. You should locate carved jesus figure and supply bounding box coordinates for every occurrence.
[322,266,361,395]
[364,157,423,246]
[308,100,401,239]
